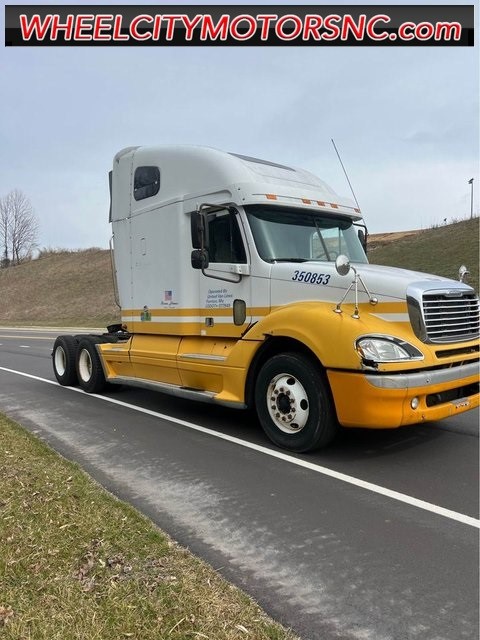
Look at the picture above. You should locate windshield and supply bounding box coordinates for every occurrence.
[245,205,368,264]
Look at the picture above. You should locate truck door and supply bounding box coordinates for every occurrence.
[178,207,252,394]
[198,207,252,338]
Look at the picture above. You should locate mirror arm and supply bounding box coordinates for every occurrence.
[354,221,368,253]
[334,256,378,318]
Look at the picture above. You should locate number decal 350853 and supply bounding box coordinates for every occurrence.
[292,271,331,285]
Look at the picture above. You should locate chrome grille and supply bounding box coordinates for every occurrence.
[422,292,480,343]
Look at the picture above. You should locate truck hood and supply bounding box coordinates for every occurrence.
[269,261,475,305]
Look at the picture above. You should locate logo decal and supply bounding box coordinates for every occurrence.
[161,290,178,307]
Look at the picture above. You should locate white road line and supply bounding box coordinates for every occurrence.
[19,345,31,348]
[0,335,55,341]
[0,365,479,530]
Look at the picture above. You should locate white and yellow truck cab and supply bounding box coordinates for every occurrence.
[52,145,480,452]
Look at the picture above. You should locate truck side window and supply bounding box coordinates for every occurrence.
[134,166,160,201]
[208,212,247,264]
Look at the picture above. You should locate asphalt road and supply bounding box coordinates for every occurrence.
[0,328,478,640]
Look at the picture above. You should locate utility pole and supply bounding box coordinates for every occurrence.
[468,178,474,219]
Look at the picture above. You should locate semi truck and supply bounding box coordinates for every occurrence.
[52,145,480,452]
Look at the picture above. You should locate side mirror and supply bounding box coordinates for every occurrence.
[335,254,351,277]
[459,265,470,283]
[191,249,209,270]
[191,211,209,250]
[358,229,367,253]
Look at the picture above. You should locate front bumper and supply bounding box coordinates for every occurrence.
[327,360,479,429]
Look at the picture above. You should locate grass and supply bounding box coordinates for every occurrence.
[368,217,479,293]
[0,415,298,640]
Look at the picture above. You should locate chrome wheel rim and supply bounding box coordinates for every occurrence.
[78,349,93,382]
[266,373,309,434]
[54,346,66,376]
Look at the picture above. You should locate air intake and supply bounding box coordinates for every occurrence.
[421,291,479,343]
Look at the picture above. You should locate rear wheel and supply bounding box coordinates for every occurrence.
[255,352,337,452]
[76,337,107,393]
[52,336,78,386]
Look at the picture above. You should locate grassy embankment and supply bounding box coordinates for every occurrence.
[367,217,479,293]
[0,415,298,639]
[0,248,119,328]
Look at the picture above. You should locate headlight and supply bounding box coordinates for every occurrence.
[355,335,424,364]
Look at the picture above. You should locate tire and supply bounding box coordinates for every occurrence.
[52,336,79,386]
[255,352,338,452]
[76,337,107,394]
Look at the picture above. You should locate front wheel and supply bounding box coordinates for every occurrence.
[76,337,107,393]
[255,353,338,452]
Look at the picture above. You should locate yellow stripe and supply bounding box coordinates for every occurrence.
[124,322,246,337]
[122,306,271,317]
[122,301,405,317]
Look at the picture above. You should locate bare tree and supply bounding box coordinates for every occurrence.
[0,190,39,266]
[0,194,9,267]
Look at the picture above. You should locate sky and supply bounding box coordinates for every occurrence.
[1,1,479,251]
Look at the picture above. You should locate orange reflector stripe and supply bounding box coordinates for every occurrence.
[262,194,360,213]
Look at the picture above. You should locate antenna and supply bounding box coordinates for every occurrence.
[331,138,361,211]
